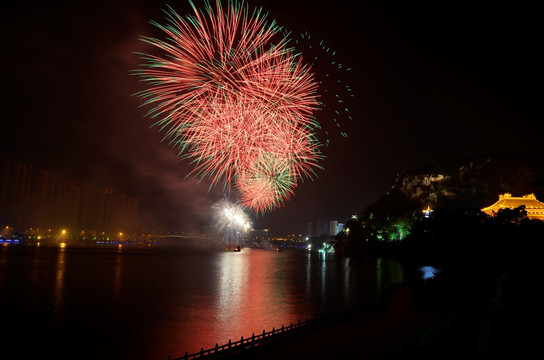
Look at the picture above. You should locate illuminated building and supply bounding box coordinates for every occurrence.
[79,184,107,231]
[481,193,544,221]
[422,205,433,218]
[307,219,343,239]
[1,163,32,229]
[307,219,329,238]
[329,220,344,236]
[53,178,80,230]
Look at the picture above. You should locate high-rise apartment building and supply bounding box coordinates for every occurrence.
[307,219,345,239]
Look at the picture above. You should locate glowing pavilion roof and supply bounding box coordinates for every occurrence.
[482,193,544,220]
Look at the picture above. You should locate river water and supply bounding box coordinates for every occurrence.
[0,244,417,360]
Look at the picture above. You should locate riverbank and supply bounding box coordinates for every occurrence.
[229,284,448,359]
[215,278,537,360]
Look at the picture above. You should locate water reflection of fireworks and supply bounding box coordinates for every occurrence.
[212,198,252,249]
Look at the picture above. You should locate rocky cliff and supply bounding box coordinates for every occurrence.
[392,153,544,210]
[340,154,544,246]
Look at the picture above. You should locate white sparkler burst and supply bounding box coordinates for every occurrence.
[212,198,252,246]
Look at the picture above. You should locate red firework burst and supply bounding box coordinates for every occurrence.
[134,0,323,212]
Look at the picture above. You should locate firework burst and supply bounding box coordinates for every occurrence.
[134,0,348,213]
[212,197,252,247]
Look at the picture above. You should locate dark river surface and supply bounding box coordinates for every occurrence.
[0,244,426,359]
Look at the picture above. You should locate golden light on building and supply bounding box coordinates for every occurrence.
[481,193,544,221]
[422,205,433,218]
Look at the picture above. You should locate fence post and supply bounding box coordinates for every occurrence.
[252,333,255,348]
[241,335,244,345]
[228,339,231,349]
[184,351,188,360]
[262,329,265,338]
[200,347,204,357]
[215,343,218,353]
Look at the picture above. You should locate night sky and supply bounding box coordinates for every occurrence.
[2,0,540,235]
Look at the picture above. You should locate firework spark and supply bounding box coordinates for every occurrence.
[212,197,252,247]
[288,30,355,145]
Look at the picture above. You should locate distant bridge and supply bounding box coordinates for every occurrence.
[146,234,212,239]
[154,235,211,239]
[144,234,269,248]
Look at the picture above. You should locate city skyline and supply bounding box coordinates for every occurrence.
[2,161,346,238]
[2,0,540,234]
[1,162,139,236]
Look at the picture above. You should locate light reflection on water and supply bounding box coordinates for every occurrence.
[54,246,66,318]
[0,246,412,360]
[419,265,441,280]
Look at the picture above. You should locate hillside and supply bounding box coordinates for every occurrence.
[335,153,544,252]
[395,153,544,209]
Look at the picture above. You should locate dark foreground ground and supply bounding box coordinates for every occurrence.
[220,281,537,360]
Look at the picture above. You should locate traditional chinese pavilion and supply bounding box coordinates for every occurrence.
[481,193,544,221]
